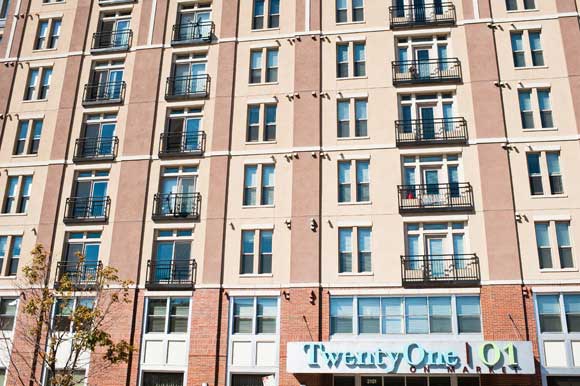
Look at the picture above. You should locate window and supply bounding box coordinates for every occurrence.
[243,164,275,207]
[337,99,368,138]
[252,0,279,30]
[338,226,372,273]
[396,34,450,69]
[535,221,574,270]
[240,229,273,275]
[336,42,366,78]
[526,152,564,196]
[45,370,85,386]
[97,10,131,48]
[249,48,278,84]
[511,30,544,68]
[246,104,277,142]
[151,229,193,283]
[0,0,9,23]
[145,297,190,334]
[519,88,553,129]
[0,235,21,276]
[401,154,462,195]
[170,53,207,97]
[398,92,458,139]
[63,231,101,272]
[338,160,370,203]
[335,0,364,23]
[232,297,278,334]
[330,296,481,335]
[14,119,42,155]
[70,170,109,219]
[34,18,61,50]
[506,0,536,11]
[2,175,32,214]
[157,166,198,217]
[142,373,184,386]
[162,108,203,155]
[0,298,17,331]
[404,222,468,270]
[24,67,52,101]
[79,113,117,158]
[537,295,563,333]
[87,60,124,102]
[456,296,482,333]
[52,297,94,333]
[231,375,276,386]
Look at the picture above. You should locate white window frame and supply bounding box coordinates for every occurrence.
[534,220,575,271]
[242,163,275,208]
[337,225,372,274]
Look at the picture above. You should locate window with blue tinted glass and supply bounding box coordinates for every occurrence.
[537,89,553,128]
[338,228,353,273]
[555,222,573,269]
[429,297,452,333]
[546,152,563,195]
[537,295,562,332]
[331,297,353,334]
[564,295,580,332]
[337,100,350,137]
[336,0,348,22]
[456,296,481,333]
[406,297,429,334]
[337,44,349,78]
[382,297,403,334]
[535,223,552,269]
[529,31,544,66]
[510,33,525,67]
[518,90,534,128]
[353,43,366,77]
[526,153,543,195]
[358,298,380,333]
[252,0,265,29]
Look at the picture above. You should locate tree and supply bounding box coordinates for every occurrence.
[2,244,134,386]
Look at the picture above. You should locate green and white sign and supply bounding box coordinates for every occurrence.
[286,341,535,375]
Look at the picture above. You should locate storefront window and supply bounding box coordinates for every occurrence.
[336,377,479,386]
[330,296,481,335]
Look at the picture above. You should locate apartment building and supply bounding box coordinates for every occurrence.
[0,0,579,385]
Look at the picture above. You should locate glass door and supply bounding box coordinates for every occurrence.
[91,181,108,217]
[176,177,196,215]
[419,105,435,139]
[415,49,430,79]
[184,117,201,151]
[423,168,440,196]
[114,19,130,46]
[414,0,426,22]
[425,236,445,278]
[190,62,206,94]
[107,69,123,99]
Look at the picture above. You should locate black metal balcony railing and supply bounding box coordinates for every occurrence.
[146,259,197,290]
[398,183,474,213]
[165,74,210,100]
[91,30,133,52]
[389,3,456,28]
[152,192,201,220]
[395,117,468,146]
[401,254,480,287]
[55,261,103,289]
[159,131,206,157]
[82,81,126,106]
[73,136,119,162]
[392,58,462,85]
[64,196,111,223]
[172,21,214,45]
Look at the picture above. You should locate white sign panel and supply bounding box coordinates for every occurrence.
[287,341,535,375]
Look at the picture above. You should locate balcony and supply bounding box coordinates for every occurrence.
[55,261,102,290]
[401,254,480,287]
[171,21,214,45]
[91,30,133,53]
[389,3,456,29]
[159,131,206,157]
[152,192,201,221]
[82,81,126,106]
[145,259,197,290]
[395,117,468,146]
[392,58,462,85]
[165,74,210,100]
[398,183,474,213]
[99,0,136,5]
[73,136,119,162]
[63,196,111,223]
